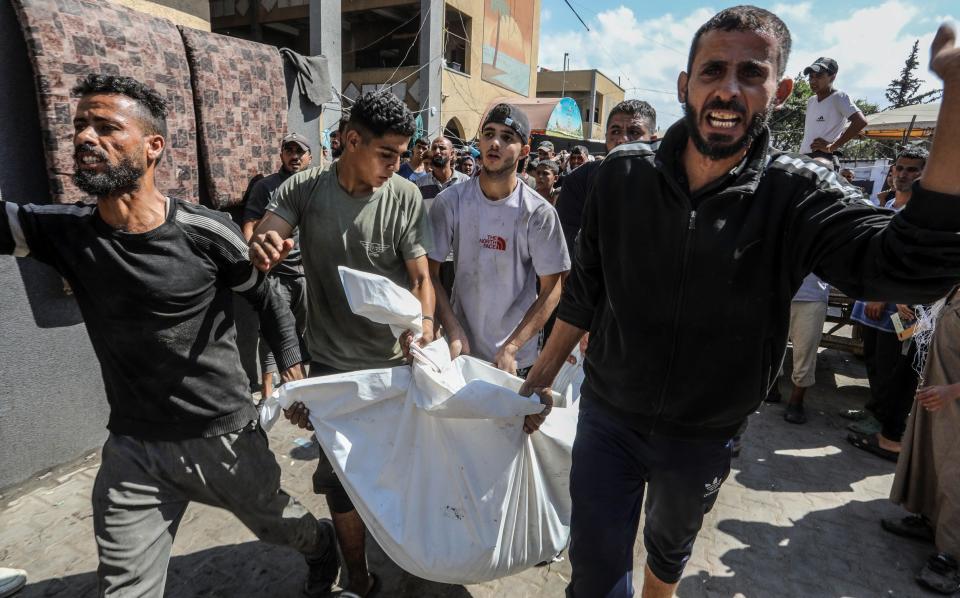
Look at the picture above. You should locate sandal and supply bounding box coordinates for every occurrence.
[339,572,380,598]
[847,432,900,463]
[881,514,935,543]
[916,553,960,595]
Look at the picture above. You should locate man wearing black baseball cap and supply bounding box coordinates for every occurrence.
[800,56,867,158]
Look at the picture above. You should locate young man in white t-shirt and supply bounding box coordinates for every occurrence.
[428,104,571,377]
[799,57,868,157]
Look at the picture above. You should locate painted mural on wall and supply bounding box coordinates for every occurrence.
[482,0,533,96]
[545,97,584,139]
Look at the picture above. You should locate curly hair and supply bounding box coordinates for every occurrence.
[688,6,792,78]
[347,92,416,140]
[608,99,657,131]
[71,74,168,138]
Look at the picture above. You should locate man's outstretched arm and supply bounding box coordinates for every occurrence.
[923,24,960,195]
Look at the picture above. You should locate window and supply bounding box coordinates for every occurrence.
[342,5,421,71]
[444,6,471,75]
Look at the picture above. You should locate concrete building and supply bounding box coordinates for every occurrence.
[536,68,625,141]
[211,0,541,144]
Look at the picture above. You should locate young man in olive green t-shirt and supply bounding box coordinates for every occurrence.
[250,92,435,597]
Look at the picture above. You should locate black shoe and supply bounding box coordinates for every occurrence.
[783,403,807,424]
[764,388,782,404]
[303,519,339,597]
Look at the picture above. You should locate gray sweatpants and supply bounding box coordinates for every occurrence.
[93,422,324,597]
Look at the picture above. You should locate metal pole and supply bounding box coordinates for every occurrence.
[561,53,568,97]
[902,114,917,146]
[588,69,597,140]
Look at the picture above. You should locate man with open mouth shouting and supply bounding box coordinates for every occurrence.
[519,6,960,597]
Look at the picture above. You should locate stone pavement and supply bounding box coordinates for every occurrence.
[0,349,937,597]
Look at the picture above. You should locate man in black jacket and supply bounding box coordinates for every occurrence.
[520,7,960,598]
[556,98,657,259]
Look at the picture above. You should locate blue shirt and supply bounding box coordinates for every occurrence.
[850,301,897,332]
[793,273,830,302]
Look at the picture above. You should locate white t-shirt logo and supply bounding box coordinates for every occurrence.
[360,241,389,258]
[479,234,507,251]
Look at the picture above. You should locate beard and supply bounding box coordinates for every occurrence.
[684,96,773,160]
[431,154,450,168]
[73,147,145,196]
[482,155,518,179]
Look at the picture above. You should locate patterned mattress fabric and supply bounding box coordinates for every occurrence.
[12,0,199,203]
[179,27,288,209]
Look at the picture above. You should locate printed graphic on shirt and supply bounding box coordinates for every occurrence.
[816,115,825,122]
[360,241,390,258]
[480,234,507,251]
[703,476,723,498]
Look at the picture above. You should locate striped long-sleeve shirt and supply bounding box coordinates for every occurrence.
[0,197,301,440]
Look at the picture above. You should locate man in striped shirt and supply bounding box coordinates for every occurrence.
[0,74,337,597]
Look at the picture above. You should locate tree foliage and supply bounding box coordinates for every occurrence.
[885,40,942,108]
[769,73,812,153]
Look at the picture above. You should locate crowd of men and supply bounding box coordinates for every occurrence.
[1,5,959,598]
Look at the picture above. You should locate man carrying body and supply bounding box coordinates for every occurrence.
[242,132,312,399]
[800,56,868,158]
[556,99,657,258]
[428,104,570,377]
[519,9,960,597]
[0,74,337,597]
[249,91,435,597]
[398,135,430,181]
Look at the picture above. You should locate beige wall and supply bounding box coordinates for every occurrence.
[440,0,541,141]
[113,0,211,30]
[537,69,624,140]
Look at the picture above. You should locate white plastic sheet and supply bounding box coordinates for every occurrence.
[270,267,579,584]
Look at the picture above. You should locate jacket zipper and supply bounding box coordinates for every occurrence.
[648,186,697,435]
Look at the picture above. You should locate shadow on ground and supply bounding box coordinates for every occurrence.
[734,349,897,494]
[677,498,933,598]
[19,534,472,598]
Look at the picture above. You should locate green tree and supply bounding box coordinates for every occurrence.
[769,73,812,152]
[885,40,942,108]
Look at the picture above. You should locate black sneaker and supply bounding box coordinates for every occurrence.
[303,519,339,597]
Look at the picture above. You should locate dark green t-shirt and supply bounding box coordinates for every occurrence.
[267,164,430,370]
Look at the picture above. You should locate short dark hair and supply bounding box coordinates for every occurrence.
[537,160,559,174]
[687,6,792,79]
[570,145,589,156]
[608,99,657,131]
[896,146,929,167]
[346,92,416,141]
[71,74,168,138]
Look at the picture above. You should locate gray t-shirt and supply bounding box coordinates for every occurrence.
[267,164,430,370]
[244,169,303,277]
[429,177,570,368]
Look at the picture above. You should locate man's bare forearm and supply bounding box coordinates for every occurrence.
[829,113,867,152]
[503,274,563,353]
[523,319,585,390]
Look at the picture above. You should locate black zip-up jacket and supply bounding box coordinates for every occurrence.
[558,120,960,440]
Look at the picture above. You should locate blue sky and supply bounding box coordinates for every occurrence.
[538,0,956,129]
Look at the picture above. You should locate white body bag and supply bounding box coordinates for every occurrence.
[262,267,580,584]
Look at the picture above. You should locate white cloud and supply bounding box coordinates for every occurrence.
[786,1,955,106]
[538,2,954,132]
[771,2,813,22]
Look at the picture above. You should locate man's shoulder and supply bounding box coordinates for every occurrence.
[603,141,658,166]
[22,200,97,219]
[388,172,422,197]
[764,152,865,200]
[253,171,288,192]
[174,200,247,252]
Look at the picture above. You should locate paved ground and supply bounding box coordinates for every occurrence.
[0,348,938,597]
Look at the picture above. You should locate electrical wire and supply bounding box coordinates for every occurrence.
[342,10,420,57]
